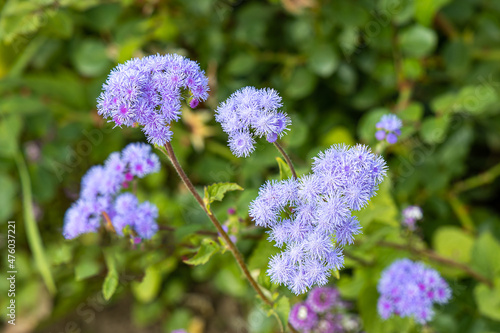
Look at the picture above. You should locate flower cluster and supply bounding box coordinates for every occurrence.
[215,87,290,157]
[401,205,423,230]
[375,114,402,144]
[377,259,451,324]
[97,54,210,146]
[63,143,160,240]
[289,286,361,333]
[249,144,387,294]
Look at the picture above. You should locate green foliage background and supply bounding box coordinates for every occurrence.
[1,0,500,332]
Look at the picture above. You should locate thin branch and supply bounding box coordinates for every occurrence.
[158,143,299,332]
[158,224,218,237]
[274,141,298,179]
[378,240,493,288]
[452,162,500,194]
[434,12,459,40]
[447,193,475,232]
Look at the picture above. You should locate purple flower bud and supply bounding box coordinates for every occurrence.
[375,129,386,141]
[386,133,398,144]
[189,99,199,108]
[266,132,278,143]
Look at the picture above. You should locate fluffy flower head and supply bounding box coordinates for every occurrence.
[250,144,387,294]
[215,87,290,157]
[63,143,160,240]
[377,259,451,324]
[98,54,209,145]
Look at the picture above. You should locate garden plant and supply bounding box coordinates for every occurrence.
[1,1,500,333]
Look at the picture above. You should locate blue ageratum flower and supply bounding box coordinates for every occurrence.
[63,143,160,240]
[215,87,291,157]
[97,54,210,146]
[249,144,387,294]
[375,114,402,144]
[401,205,423,230]
[289,302,318,331]
[306,286,340,313]
[377,259,451,324]
[290,286,353,332]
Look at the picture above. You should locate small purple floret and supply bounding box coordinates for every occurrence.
[375,114,402,144]
[401,205,423,230]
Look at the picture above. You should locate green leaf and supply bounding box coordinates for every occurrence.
[204,182,243,211]
[285,67,317,99]
[276,157,292,180]
[0,114,22,157]
[75,258,101,281]
[227,53,257,76]
[0,2,53,43]
[131,265,162,303]
[47,242,72,266]
[274,296,291,330]
[42,9,73,38]
[15,152,56,294]
[102,250,119,301]
[456,85,498,115]
[0,96,47,116]
[214,264,248,297]
[474,278,500,321]
[321,126,355,146]
[415,0,452,26]
[71,38,111,77]
[433,226,474,264]
[307,42,339,78]
[184,238,221,266]
[402,58,424,80]
[0,174,16,221]
[420,116,449,144]
[399,102,424,122]
[83,3,122,31]
[471,232,500,279]
[399,24,437,58]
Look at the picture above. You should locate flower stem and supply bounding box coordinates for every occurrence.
[447,193,475,233]
[159,143,299,331]
[273,142,297,179]
[452,161,500,194]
